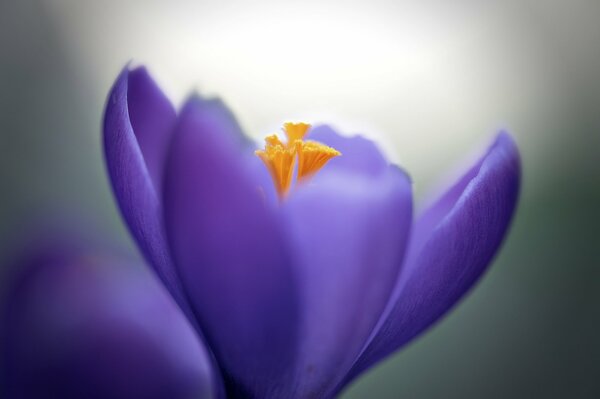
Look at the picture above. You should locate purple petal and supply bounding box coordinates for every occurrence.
[347,132,521,382]
[280,154,413,397]
[309,125,389,177]
[103,67,191,316]
[1,244,215,399]
[127,67,176,192]
[163,97,298,397]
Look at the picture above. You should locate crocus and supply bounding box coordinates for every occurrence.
[103,66,520,398]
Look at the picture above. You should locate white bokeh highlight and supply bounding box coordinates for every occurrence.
[44,0,583,198]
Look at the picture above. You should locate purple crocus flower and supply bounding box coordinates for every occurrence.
[103,65,520,398]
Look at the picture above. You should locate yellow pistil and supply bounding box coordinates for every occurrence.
[295,140,341,181]
[255,134,297,197]
[255,122,341,198]
[283,122,311,146]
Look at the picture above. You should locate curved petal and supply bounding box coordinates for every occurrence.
[347,132,521,382]
[280,161,413,398]
[126,66,176,192]
[308,125,389,177]
[1,245,215,399]
[163,97,299,398]
[103,66,190,315]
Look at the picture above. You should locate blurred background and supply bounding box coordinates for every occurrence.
[0,0,598,397]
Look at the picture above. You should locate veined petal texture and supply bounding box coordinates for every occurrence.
[103,67,188,313]
[281,128,413,398]
[348,132,521,381]
[163,97,299,398]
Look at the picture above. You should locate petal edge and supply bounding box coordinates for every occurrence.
[346,131,521,383]
[103,67,188,313]
[163,97,299,398]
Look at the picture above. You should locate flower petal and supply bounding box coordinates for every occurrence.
[308,125,389,177]
[163,97,299,398]
[281,162,413,398]
[1,244,216,399]
[347,132,521,382]
[126,66,176,191]
[103,66,191,315]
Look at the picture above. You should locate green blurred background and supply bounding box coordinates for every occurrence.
[1,0,598,397]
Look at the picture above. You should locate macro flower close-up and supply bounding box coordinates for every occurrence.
[100,66,520,398]
[2,2,599,398]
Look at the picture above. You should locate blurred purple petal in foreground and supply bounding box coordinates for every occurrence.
[0,237,214,399]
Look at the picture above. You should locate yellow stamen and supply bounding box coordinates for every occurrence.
[255,135,297,197]
[295,140,341,181]
[255,123,341,198]
[264,134,285,148]
[283,122,311,146]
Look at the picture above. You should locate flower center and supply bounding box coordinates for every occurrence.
[255,122,341,198]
